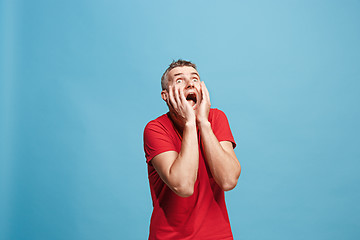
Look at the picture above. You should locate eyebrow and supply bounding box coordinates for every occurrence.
[174,72,200,77]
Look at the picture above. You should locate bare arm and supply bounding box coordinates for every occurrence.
[196,82,241,191]
[199,122,241,191]
[152,122,198,197]
[152,86,199,197]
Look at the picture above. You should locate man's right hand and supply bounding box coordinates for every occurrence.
[152,85,199,198]
[166,85,196,125]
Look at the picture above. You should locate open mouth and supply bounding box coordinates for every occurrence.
[186,92,197,107]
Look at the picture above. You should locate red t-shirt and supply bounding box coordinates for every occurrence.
[143,108,236,240]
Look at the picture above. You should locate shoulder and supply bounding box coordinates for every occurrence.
[144,113,170,130]
[143,113,178,163]
[210,108,224,114]
[144,113,174,138]
[208,108,232,131]
[209,108,227,121]
[208,108,236,147]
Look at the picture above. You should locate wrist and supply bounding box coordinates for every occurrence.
[197,119,211,129]
[185,120,197,128]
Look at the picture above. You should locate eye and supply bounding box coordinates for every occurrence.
[176,79,182,84]
[192,78,198,82]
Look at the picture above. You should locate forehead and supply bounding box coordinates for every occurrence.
[168,66,199,79]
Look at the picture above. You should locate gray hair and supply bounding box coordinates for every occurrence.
[161,59,197,90]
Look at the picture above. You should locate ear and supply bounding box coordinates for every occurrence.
[161,90,168,102]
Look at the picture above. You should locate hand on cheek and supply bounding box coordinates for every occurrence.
[196,81,211,124]
[168,85,196,125]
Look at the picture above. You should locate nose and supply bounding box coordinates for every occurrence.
[186,79,194,88]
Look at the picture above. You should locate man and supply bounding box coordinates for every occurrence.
[143,60,241,239]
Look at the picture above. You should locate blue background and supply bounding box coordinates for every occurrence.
[1,0,360,239]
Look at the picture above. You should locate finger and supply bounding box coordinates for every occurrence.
[165,91,174,110]
[168,86,177,109]
[202,81,210,103]
[174,86,181,106]
[179,87,187,104]
[200,81,205,102]
[165,90,172,108]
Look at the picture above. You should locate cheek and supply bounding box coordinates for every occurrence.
[174,83,185,91]
[195,84,201,92]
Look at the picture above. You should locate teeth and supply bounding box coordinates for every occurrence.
[186,93,196,100]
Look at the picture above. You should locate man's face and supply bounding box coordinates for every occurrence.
[164,66,201,109]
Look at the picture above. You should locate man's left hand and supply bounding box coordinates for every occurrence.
[195,81,211,124]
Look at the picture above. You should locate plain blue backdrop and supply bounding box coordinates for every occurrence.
[1,0,360,239]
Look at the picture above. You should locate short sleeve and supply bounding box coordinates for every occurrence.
[211,109,236,148]
[143,121,177,164]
